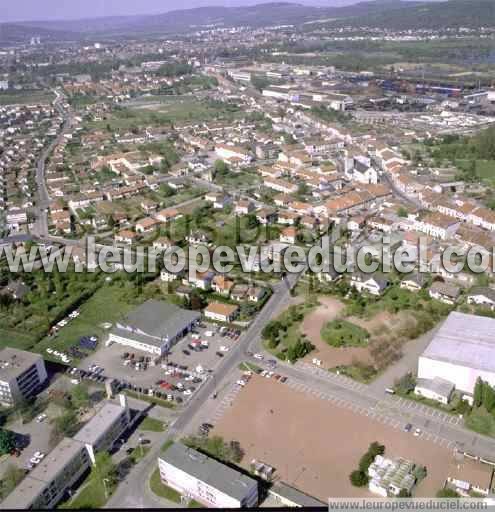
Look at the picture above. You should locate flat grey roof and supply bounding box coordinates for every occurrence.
[160,443,257,501]
[0,347,43,382]
[74,402,126,446]
[416,377,455,398]
[112,300,200,346]
[270,482,326,507]
[0,475,48,509]
[421,312,495,373]
[1,438,87,509]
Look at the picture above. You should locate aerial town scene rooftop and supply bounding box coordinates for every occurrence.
[1,0,495,509]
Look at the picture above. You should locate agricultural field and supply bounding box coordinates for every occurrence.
[0,90,55,106]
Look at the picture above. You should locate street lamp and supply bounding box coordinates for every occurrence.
[102,478,110,499]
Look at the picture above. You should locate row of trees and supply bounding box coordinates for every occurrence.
[473,378,495,411]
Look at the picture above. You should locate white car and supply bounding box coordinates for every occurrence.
[185,375,194,381]
[236,380,246,387]
[34,452,45,460]
[204,331,214,337]
[36,414,47,423]
[46,348,53,354]
[253,353,264,360]
[29,457,40,465]
[414,428,421,437]
[183,389,192,396]
[219,346,229,352]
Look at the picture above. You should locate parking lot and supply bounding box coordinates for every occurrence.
[73,322,240,405]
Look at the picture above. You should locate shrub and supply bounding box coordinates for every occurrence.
[350,470,369,487]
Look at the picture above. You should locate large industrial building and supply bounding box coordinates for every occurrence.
[0,347,48,406]
[418,312,495,396]
[158,443,259,508]
[107,299,201,355]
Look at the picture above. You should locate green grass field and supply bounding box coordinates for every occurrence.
[149,468,181,503]
[0,90,55,106]
[89,98,241,132]
[139,416,166,432]
[33,284,137,360]
[60,476,108,509]
[465,407,495,437]
[321,319,369,348]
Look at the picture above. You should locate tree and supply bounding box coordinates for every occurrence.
[0,430,15,455]
[262,320,283,342]
[251,76,270,92]
[413,465,427,482]
[52,409,78,440]
[394,373,416,395]
[350,470,368,487]
[245,213,259,230]
[214,159,229,177]
[0,464,25,500]
[296,182,310,199]
[483,381,495,412]
[160,183,175,197]
[474,377,484,408]
[71,383,90,409]
[397,206,408,218]
[397,489,411,498]
[92,451,118,490]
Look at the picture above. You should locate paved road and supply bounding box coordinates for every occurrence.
[106,272,299,507]
[381,170,422,210]
[32,90,75,239]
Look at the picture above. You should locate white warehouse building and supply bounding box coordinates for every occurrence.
[418,312,495,396]
[158,443,258,508]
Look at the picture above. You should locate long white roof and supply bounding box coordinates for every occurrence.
[421,311,495,373]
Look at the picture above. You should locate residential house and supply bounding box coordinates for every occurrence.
[212,275,235,297]
[115,229,137,245]
[400,273,427,292]
[280,227,297,244]
[188,271,215,291]
[467,287,495,310]
[153,237,172,252]
[135,217,160,234]
[415,213,460,240]
[350,272,389,296]
[429,281,460,305]
[204,302,239,323]
[235,200,254,215]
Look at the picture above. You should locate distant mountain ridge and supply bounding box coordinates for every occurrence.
[1,0,494,44]
[11,1,428,35]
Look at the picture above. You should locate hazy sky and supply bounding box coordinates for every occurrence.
[1,0,428,23]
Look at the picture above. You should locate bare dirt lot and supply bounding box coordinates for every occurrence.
[300,297,372,367]
[300,297,415,370]
[214,375,457,499]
